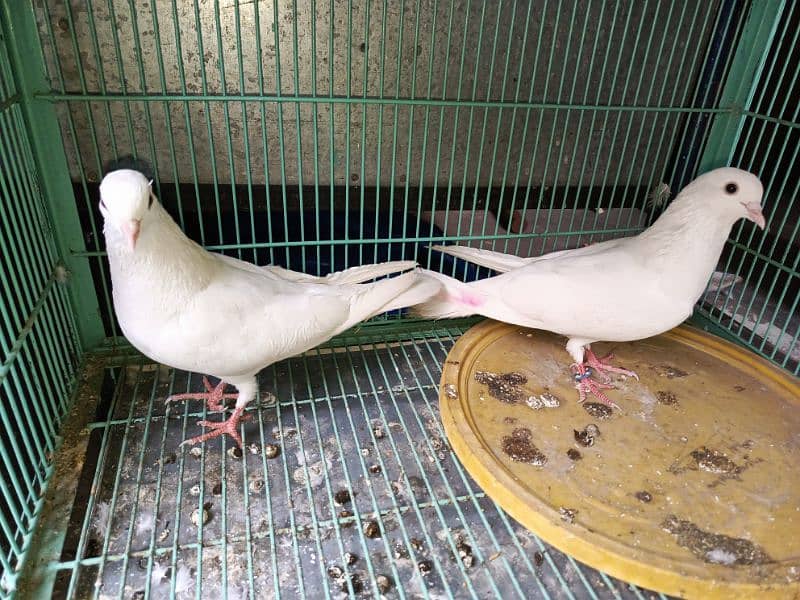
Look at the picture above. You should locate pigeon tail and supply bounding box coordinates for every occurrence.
[321,260,417,285]
[343,270,441,329]
[408,269,486,320]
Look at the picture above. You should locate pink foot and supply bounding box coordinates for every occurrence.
[181,406,249,448]
[572,364,620,409]
[166,376,239,412]
[584,348,638,383]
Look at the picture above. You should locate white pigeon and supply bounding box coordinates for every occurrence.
[99,169,440,447]
[413,167,765,406]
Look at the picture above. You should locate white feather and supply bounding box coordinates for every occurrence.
[92,501,111,538]
[99,170,441,431]
[135,509,155,537]
[174,564,193,593]
[414,167,765,365]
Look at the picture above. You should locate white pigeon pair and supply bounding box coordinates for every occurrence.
[100,167,764,448]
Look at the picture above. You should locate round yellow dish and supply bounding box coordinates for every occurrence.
[439,320,800,599]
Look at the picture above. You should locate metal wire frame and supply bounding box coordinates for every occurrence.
[24,327,669,600]
[0,32,82,600]
[29,0,744,344]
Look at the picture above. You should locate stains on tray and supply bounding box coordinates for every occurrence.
[635,490,653,503]
[526,391,561,410]
[444,383,458,399]
[501,428,547,466]
[574,424,600,447]
[566,448,582,461]
[559,507,578,523]
[474,371,527,403]
[652,364,689,378]
[668,445,763,488]
[582,402,613,419]
[656,390,679,405]
[661,515,772,566]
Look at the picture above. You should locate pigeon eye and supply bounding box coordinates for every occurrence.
[725,183,738,195]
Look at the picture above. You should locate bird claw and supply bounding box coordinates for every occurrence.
[584,348,639,382]
[180,407,249,449]
[166,376,239,412]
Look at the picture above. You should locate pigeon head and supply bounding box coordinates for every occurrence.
[682,167,765,230]
[99,169,154,250]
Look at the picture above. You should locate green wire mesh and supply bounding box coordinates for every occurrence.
[0,0,798,598]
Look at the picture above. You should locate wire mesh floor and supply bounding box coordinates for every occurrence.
[40,329,667,599]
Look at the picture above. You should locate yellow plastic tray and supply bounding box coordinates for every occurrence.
[439,320,800,599]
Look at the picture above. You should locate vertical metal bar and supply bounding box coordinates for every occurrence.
[1,0,103,349]
[698,1,787,171]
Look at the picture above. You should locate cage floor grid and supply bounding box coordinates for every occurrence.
[28,331,667,599]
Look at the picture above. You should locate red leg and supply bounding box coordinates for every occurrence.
[584,348,639,383]
[166,376,239,412]
[180,406,249,448]
[571,364,620,410]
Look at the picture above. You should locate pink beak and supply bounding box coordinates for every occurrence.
[743,201,765,230]
[122,219,141,250]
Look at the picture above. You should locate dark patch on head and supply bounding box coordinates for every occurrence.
[583,402,613,419]
[502,428,547,465]
[656,390,678,405]
[661,515,772,565]
[474,371,528,403]
[635,490,652,503]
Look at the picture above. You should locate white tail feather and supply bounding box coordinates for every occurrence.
[408,269,482,319]
[430,245,527,273]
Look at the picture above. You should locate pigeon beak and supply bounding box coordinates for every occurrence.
[742,201,765,230]
[122,219,141,250]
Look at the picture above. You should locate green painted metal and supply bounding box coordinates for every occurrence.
[698,0,787,172]
[1,0,104,350]
[0,0,799,598]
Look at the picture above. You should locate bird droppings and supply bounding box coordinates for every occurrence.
[533,551,544,567]
[635,490,653,503]
[410,537,424,552]
[248,478,264,493]
[371,420,386,439]
[344,552,358,566]
[660,515,772,565]
[417,559,433,576]
[189,484,201,496]
[360,447,370,457]
[526,392,561,410]
[264,444,281,458]
[474,371,528,403]
[501,428,547,466]
[444,383,458,399]
[503,416,517,424]
[334,489,352,506]
[582,402,613,419]
[339,509,354,526]
[653,364,688,378]
[456,539,474,568]
[327,565,344,580]
[376,574,393,593]
[211,482,222,496]
[248,443,261,455]
[734,385,746,392]
[160,453,177,466]
[363,520,381,538]
[559,507,578,524]
[690,447,741,475]
[566,448,582,461]
[368,464,382,475]
[656,390,679,405]
[574,424,600,447]
[190,506,210,527]
[227,446,243,459]
[188,447,203,459]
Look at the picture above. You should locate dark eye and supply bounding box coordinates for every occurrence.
[148,194,153,209]
[99,199,107,210]
[725,182,738,194]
